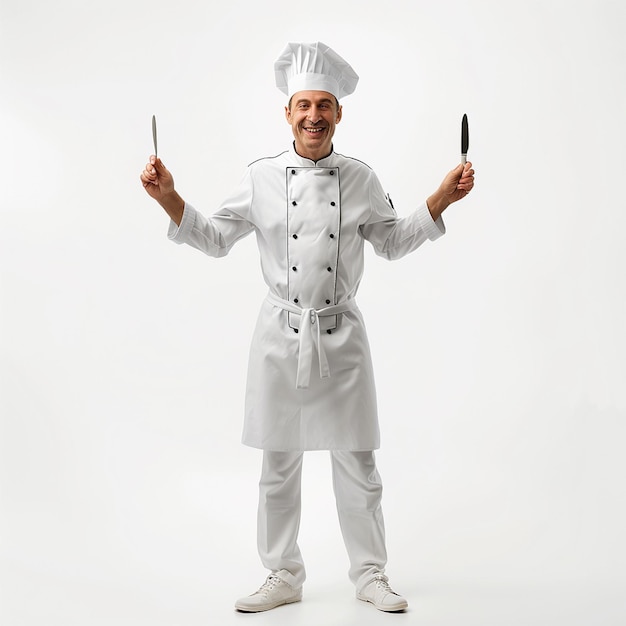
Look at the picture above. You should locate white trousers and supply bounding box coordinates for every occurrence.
[257,450,387,591]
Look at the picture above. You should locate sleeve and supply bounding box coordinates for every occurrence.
[167,168,256,258]
[359,169,446,261]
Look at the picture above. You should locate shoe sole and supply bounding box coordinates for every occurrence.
[356,594,408,612]
[235,596,302,613]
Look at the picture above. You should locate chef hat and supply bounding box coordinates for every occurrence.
[274,41,359,100]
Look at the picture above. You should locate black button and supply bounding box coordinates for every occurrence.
[291,169,296,174]
[325,299,331,304]
[329,171,335,175]
[292,266,297,271]
[327,267,332,272]
[292,201,297,206]
[327,329,332,334]
[330,201,336,206]
[294,298,299,303]
[329,233,335,239]
[294,328,299,333]
[292,234,298,239]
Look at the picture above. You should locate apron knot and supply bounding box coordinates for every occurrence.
[265,292,357,389]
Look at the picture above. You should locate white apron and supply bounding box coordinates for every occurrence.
[168,144,445,450]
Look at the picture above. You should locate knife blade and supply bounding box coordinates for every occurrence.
[152,114,158,157]
[461,113,469,164]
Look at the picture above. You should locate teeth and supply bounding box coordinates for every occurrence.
[305,127,324,133]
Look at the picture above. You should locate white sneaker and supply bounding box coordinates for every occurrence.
[357,574,408,612]
[235,574,302,612]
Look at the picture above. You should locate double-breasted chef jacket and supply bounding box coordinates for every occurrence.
[168,144,445,451]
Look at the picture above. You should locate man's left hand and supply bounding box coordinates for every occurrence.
[427,162,475,221]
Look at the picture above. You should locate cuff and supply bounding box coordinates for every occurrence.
[167,202,196,244]
[416,201,446,240]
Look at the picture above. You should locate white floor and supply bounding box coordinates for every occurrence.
[2,564,624,626]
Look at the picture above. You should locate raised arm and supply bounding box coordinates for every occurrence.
[140,155,185,226]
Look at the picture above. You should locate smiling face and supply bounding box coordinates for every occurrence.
[285,90,342,161]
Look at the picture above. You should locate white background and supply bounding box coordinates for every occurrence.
[2,1,625,624]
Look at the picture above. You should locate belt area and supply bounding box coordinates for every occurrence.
[265,292,357,389]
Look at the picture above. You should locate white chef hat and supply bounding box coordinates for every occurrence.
[274,41,359,100]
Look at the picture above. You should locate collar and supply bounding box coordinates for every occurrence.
[288,142,336,167]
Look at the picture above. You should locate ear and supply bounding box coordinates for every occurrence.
[285,105,292,124]
[336,105,343,124]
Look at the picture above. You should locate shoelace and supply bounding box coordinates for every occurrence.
[372,575,399,595]
[256,574,282,596]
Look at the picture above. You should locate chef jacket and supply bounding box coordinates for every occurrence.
[168,144,445,451]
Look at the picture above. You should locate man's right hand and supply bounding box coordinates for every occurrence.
[141,155,174,200]
[140,155,185,226]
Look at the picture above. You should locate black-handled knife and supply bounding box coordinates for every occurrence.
[461,113,469,164]
[152,114,158,157]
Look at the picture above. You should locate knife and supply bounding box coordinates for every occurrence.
[152,114,158,157]
[461,113,469,164]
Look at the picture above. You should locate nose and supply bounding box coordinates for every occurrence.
[307,106,322,123]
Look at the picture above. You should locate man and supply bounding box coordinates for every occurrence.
[140,42,474,613]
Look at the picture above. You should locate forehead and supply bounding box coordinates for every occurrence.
[291,90,336,105]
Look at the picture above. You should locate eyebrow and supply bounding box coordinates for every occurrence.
[294,98,334,105]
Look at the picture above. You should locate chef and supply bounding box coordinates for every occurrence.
[140,41,474,613]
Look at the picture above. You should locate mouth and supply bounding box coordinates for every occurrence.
[303,126,327,135]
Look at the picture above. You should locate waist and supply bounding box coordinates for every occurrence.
[265,292,358,324]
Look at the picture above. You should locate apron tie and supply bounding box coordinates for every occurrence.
[265,292,357,389]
